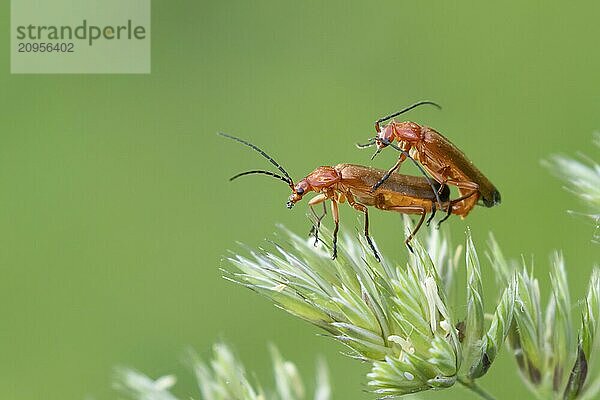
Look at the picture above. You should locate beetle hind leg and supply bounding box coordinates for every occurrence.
[405,210,426,253]
[388,205,427,254]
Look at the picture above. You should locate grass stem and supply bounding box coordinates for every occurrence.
[458,377,497,400]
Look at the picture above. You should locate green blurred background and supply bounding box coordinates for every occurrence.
[0,1,599,399]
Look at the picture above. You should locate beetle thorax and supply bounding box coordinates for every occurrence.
[305,166,341,190]
[391,121,422,143]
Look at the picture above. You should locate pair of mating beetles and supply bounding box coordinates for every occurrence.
[221,101,500,261]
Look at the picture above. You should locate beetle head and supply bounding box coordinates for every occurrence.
[286,180,311,209]
[375,123,395,147]
[371,100,440,157]
[370,123,396,160]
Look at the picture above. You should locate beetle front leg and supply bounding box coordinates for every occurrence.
[308,195,328,246]
[330,199,340,259]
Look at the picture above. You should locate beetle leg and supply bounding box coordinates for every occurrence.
[407,208,426,253]
[448,180,479,202]
[347,195,380,262]
[371,156,405,192]
[450,190,478,204]
[449,179,479,191]
[388,206,427,253]
[308,194,328,246]
[437,204,453,228]
[330,199,340,260]
[383,142,444,210]
[439,181,480,223]
[308,193,328,206]
[426,200,437,226]
[309,204,327,246]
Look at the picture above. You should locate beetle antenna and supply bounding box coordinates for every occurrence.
[376,101,442,125]
[229,169,293,186]
[218,132,293,183]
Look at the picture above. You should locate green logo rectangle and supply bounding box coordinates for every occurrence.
[11,0,151,74]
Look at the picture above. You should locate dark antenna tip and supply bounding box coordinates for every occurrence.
[218,132,293,184]
[228,170,293,186]
[427,101,442,110]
